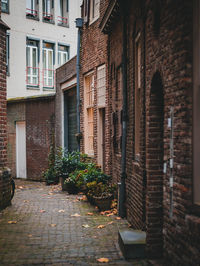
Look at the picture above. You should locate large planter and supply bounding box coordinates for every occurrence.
[93,195,113,211]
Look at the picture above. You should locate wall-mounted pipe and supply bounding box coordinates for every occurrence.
[75,18,83,152]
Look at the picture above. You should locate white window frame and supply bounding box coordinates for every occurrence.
[84,72,95,156]
[89,0,100,24]
[43,46,54,88]
[27,44,39,87]
[97,64,106,107]
[2,0,9,13]
[58,45,69,66]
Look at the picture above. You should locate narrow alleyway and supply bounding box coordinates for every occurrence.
[0,180,150,266]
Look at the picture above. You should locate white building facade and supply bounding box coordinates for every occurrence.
[2,0,81,99]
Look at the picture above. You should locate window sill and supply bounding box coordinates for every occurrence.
[26,15,39,21]
[89,17,99,26]
[2,10,9,14]
[43,87,55,91]
[57,22,69,28]
[27,86,40,90]
[42,19,55,25]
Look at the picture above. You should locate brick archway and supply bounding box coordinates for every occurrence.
[146,71,164,258]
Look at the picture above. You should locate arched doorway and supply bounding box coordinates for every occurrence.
[146,71,164,257]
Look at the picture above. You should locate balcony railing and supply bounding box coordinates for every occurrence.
[26,67,40,87]
[26,8,38,17]
[43,12,54,22]
[57,16,68,26]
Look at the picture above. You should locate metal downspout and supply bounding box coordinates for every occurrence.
[75,18,83,152]
[119,4,128,218]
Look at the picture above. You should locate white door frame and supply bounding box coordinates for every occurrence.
[16,121,27,178]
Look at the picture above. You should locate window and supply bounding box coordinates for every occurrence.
[43,42,54,88]
[84,74,94,155]
[26,39,39,87]
[97,65,106,107]
[1,0,9,13]
[43,0,54,23]
[26,0,39,19]
[193,0,200,206]
[58,44,69,66]
[6,33,10,76]
[135,33,141,160]
[90,0,100,23]
[58,0,69,27]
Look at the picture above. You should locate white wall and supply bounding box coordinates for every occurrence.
[2,0,82,99]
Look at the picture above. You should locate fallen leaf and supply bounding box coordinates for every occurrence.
[79,196,87,201]
[115,217,121,220]
[50,224,56,227]
[107,221,114,225]
[28,234,33,237]
[58,209,65,213]
[97,258,109,263]
[82,224,90,228]
[8,221,17,224]
[71,213,81,217]
[87,212,94,216]
[97,224,106,229]
[18,186,24,189]
[40,210,46,213]
[106,213,113,217]
[24,200,29,203]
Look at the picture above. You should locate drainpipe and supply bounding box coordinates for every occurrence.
[119,3,128,218]
[75,18,83,152]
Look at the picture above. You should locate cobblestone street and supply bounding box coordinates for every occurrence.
[0,180,150,266]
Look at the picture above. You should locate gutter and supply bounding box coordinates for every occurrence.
[75,18,83,152]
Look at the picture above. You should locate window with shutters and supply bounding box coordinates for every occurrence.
[90,0,100,23]
[135,33,141,161]
[1,0,9,13]
[58,44,69,66]
[84,73,94,156]
[97,65,106,107]
[58,0,69,27]
[43,0,54,23]
[26,0,39,19]
[26,38,40,87]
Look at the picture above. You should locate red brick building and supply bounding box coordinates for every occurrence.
[7,95,55,181]
[79,0,110,173]
[78,0,199,265]
[0,5,10,210]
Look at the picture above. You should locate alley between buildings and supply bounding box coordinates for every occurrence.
[0,180,150,266]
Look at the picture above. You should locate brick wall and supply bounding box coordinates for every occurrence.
[7,95,55,181]
[0,9,11,210]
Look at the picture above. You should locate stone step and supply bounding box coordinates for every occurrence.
[118,229,146,259]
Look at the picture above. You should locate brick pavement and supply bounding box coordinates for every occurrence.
[0,180,150,266]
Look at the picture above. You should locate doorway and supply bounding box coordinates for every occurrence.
[16,121,27,178]
[64,88,78,152]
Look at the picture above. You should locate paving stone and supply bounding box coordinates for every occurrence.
[0,180,151,266]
